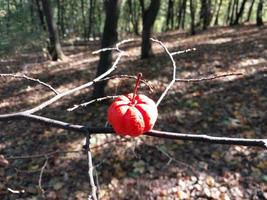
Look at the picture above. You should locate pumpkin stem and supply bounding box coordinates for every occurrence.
[132,73,142,103]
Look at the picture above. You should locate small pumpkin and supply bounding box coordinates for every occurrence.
[107,73,158,137]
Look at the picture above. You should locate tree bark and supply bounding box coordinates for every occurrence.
[256,0,264,26]
[226,0,233,25]
[166,0,174,30]
[41,0,66,61]
[181,0,187,29]
[81,0,86,39]
[214,0,222,25]
[201,0,212,30]
[92,0,121,98]
[233,0,248,25]
[35,0,46,31]
[189,0,195,35]
[246,0,255,22]
[140,0,160,59]
[60,0,65,36]
[6,0,10,34]
[128,0,140,35]
[229,0,238,25]
[87,0,95,39]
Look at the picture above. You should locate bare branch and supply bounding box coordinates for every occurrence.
[175,73,243,82]
[151,38,177,106]
[92,38,135,54]
[38,157,48,194]
[150,38,242,107]
[1,112,266,148]
[7,188,25,194]
[0,39,133,117]
[146,130,267,148]
[0,73,59,95]
[171,47,196,56]
[92,47,117,54]
[85,135,98,200]
[67,74,154,112]
[94,74,154,92]
[6,150,82,160]
[67,95,119,112]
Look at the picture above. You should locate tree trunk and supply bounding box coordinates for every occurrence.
[181,0,187,29]
[177,0,182,28]
[230,0,238,25]
[189,0,195,35]
[166,0,174,30]
[30,0,35,30]
[81,0,86,39]
[35,0,46,31]
[6,0,10,34]
[200,0,212,30]
[233,0,248,25]
[87,0,95,39]
[92,0,121,98]
[140,0,160,59]
[128,0,140,35]
[60,0,65,36]
[41,0,66,61]
[214,0,222,25]
[246,0,255,22]
[256,0,264,26]
[226,0,233,24]
[56,0,61,35]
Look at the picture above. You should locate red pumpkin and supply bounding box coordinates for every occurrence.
[107,73,158,137]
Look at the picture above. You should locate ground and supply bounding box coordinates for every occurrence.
[0,24,267,200]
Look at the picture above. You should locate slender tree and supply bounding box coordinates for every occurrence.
[256,0,264,26]
[233,0,248,25]
[35,0,46,31]
[166,0,174,30]
[81,0,86,39]
[41,0,66,61]
[189,0,196,35]
[226,0,233,24]
[6,0,10,34]
[140,0,160,59]
[92,0,121,98]
[87,0,94,39]
[214,0,223,25]
[128,0,140,35]
[178,0,187,29]
[60,0,65,35]
[202,0,212,30]
[246,0,255,22]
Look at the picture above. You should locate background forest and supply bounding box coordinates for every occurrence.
[0,0,267,200]
[0,0,266,55]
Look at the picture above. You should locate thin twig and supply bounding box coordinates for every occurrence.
[85,135,98,200]
[175,73,243,82]
[150,38,177,106]
[171,48,196,56]
[7,188,25,194]
[0,73,58,95]
[6,150,82,160]
[67,95,119,112]
[1,113,266,148]
[38,157,48,194]
[92,38,134,54]
[94,74,154,92]
[150,38,242,107]
[0,39,133,117]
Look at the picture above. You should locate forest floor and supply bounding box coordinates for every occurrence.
[0,24,267,200]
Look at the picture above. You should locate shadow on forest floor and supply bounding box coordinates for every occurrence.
[0,24,267,199]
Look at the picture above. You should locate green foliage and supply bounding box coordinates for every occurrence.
[0,0,266,55]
